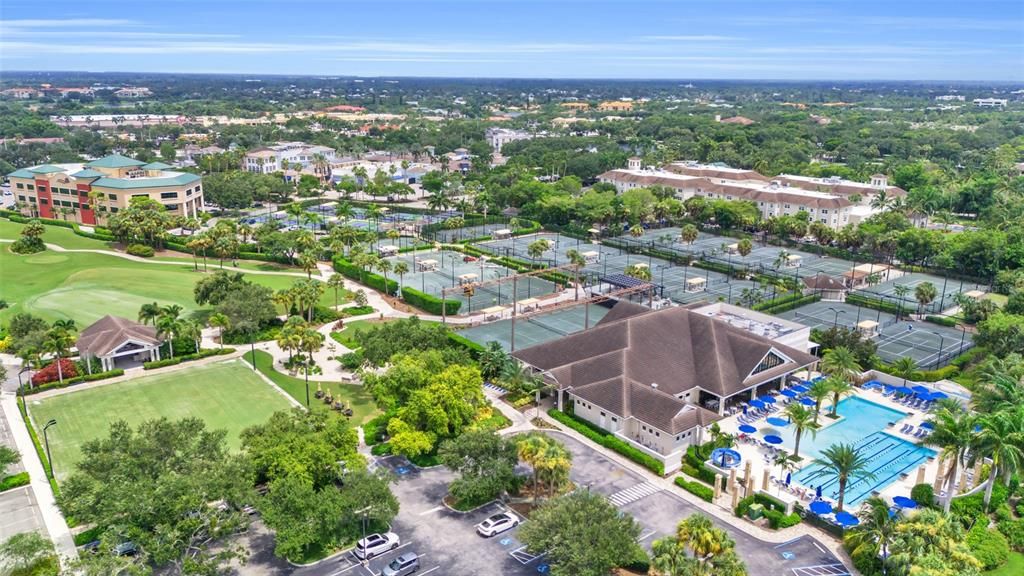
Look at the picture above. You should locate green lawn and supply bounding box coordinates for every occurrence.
[27,360,294,481]
[249,350,378,426]
[0,218,116,250]
[0,248,333,326]
[985,552,1024,575]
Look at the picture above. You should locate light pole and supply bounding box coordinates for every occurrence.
[43,419,57,479]
[931,331,946,371]
[355,505,372,565]
[17,366,32,396]
[827,307,845,328]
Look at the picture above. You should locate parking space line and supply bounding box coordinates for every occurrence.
[418,506,444,515]
[637,530,656,542]
[418,567,441,576]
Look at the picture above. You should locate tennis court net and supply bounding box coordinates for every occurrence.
[794,311,838,326]
[527,316,571,336]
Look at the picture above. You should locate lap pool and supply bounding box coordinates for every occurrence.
[763,396,936,507]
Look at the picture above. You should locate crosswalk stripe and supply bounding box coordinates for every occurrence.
[606,482,662,506]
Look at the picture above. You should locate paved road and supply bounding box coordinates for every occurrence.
[0,390,49,543]
[240,431,849,576]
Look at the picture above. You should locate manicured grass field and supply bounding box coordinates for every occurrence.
[0,248,332,326]
[0,218,116,250]
[985,552,1024,575]
[27,360,295,481]
[249,350,378,426]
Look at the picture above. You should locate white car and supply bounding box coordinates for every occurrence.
[353,532,400,560]
[476,512,519,537]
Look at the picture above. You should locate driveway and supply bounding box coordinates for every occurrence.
[0,396,48,542]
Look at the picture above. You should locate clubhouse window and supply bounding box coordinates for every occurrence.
[39,198,48,205]
[82,204,90,210]
[186,188,193,196]
[161,192,179,199]
[27,184,34,190]
[132,194,149,199]
[108,193,117,200]
[110,207,119,213]
[17,195,25,201]
[29,197,37,203]
[15,183,23,189]
[166,204,178,210]
[37,186,47,192]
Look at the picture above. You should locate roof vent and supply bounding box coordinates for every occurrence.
[651,382,659,389]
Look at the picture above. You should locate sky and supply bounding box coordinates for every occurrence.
[1,0,1022,81]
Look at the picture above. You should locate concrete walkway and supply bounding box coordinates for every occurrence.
[0,393,77,567]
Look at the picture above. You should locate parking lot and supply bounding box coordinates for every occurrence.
[0,399,48,543]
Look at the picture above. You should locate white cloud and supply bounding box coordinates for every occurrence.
[640,35,740,41]
[0,18,138,28]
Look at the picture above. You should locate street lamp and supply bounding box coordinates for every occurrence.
[43,419,57,479]
[17,366,32,396]
[826,307,845,328]
[931,331,946,371]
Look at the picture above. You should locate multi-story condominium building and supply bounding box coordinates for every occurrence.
[485,127,533,152]
[934,95,965,102]
[243,142,337,174]
[598,159,905,229]
[973,98,1008,108]
[114,87,153,98]
[597,100,634,112]
[7,154,204,223]
[1,87,43,99]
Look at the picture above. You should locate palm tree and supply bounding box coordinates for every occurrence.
[625,264,652,281]
[869,191,891,211]
[773,250,791,270]
[536,441,572,498]
[891,357,918,387]
[673,514,743,574]
[334,200,355,222]
[825,377,856,418]
[629,224,644,239]
[815,443,876,512]
[156,314,180,359]
[527,239,549,268]
[679,223,699,245]
[299,328,325,406]
[821,346,861,385]
[326,274,346,309]
[138,302,161,325]
[784,403,818,460]
[298,252,318,279]
[846,496,900,576]
[374,258,394,296]
[208,312,230,349]
[925,403,975,514]
[42,328,75,384]
[516,433,549,502]
[806,380,832,425]
[914,282,938,315]
[565,248,586,301]
[737,238,753,257]
[393,261,410,295]
[969,410,1024,510]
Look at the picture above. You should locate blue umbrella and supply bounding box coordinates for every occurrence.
[810,500,833,515]
[892,496,917,509]
[780,389,799,398]
[763,434,783,445]
[749,399,766,409]
[785,472,792,486]
[894,386,914,396]
[912,385,932,395]
[739,424,757,434]
[759,395,777,404]
[790,384,809,393]
[767,417,789,427]
[835,511,860,527]
[800,397,816,406]
[930,391,949,400]
[813,376,826,382]
[920,421,935,430]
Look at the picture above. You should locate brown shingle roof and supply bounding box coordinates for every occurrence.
[803,273,847,291]
[76,315,161,357]
[514,304,816,401]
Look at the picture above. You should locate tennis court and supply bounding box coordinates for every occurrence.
[457,303,611,351]
[862,272,983,314]
[776,299,967,367]
[431,222,515,243]
[387,249,558,313]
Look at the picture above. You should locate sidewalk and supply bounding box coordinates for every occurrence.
[0,393,77,567]
[484,388,534,436]
[534,407,856,569]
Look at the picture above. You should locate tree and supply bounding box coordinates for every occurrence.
[326,273,346,309]
[975,313,1024,357]
[630,224,644,238]
[679,224,699,245]
[845,496,900,576]
[783,403,818,460]
[0,532,55,575]
[137,301,161,325]
[374,257,393,296]
[814,443,876,512]
[626,264,652,281]
[0,446,19,477]
[59,418,252,575]
[393,260,410,295]
[886,509,981,576]
[216,283,277,336]
[518,490,644,576]
[806,379,832,425]
[651,513,747,576]
[736,238,753,257]
[439,430,519,507]
[11,219,46,253]
[387,364,485,456]
[156,305,182,359]
[891,357,918,387]
[773,250,791,270]
[825,377,856,418]
[811,326,877,368]
[42,326,75,384]
[527,239,549,267]
[968,410,1022,511]
[477,341,510,381]
[914,282,938,314]
[821,345,861,385]
[208,312,230,349]
[565,248,586,301]
[926,402,976,514]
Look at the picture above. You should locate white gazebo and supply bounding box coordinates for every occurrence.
[458,273,479,286]
[686,277,707,293]
[481,305,507,321]
[377,244,399,257]
[726,243,739,255]
[783,254,802,268]
[581,250,600,264]
[493,228,513,240]
[517,297,540,313]
[416,258,439,272]
[856,320,880,338]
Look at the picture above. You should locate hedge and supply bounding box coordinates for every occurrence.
[142,347,235,370]
[846,292,906,315]
[675,476,714,502]
[340,305,375,317]
[681,461,718,486]
[967,523,1011,570]
[401,286,461,315]
[0,472,30,492]
[447,331,485,356]
[547,409,665,476]
[332,255,399,296]
[17,398,63,511]
[20,369,125,396]
[925,314,958,327]
[754,293,822,314]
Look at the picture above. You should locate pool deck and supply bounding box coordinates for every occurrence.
[714,382,975,513]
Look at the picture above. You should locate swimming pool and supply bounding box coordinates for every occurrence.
[766,396,936,507]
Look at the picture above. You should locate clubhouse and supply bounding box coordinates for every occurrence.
[8,153,204,224]
[77,316,164,372]
[512,302,817,474]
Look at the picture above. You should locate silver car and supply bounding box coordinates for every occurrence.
[476,512,519,537]
[381,552,419,576]
[353,532,400,560]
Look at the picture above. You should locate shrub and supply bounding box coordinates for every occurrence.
[341,305,375,317]
[910,483,935,507]
[401,286,461,315]
[967,523,1010,570]
[674,476,714,502]
[370,443,392,456]
[997,518,1024,552]
[30,359,78,386]
[142,348,234,370]
[363,412,394,446]
[9,237,45,254]
[22,369,125,395]
[951,481,1009,520]
[764,508,802,529]
[447,331,485,356]
[339,350,364,369]
[547,409,664,475]
[126,243,155,257]
[680,462,718,486]
[0,472,30,492]
[925,314,957,327]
